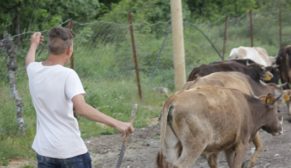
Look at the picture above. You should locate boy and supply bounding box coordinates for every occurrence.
[26,27,134,167]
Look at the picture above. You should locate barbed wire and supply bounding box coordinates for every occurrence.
[0,19,72,44]
[0,19,173,44]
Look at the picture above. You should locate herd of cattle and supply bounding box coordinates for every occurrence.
[156,45,291,168]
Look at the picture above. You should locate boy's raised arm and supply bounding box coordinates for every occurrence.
[25,32,43,67]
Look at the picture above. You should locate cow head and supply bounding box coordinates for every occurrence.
[259,93,284,136]
[265,65,280,84]
[247,63,274,82]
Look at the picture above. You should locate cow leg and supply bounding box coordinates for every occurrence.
[225,148,235,167]
[231,143,247,168]
[287,101,291,121]
[207,153,218,168]
[173,118,209,168]
[242,133,263,168]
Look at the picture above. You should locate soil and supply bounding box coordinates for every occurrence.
[4,114,291,168]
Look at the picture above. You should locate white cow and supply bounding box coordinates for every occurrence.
[228,46,273,67]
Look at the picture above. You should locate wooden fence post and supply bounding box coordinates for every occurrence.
[66,20,74,69]
[222,16,228,60]
[170,0,186,90]
[3,33,25,134]
[278,5,282,48]
[249,10,254,47]
[128,12,143,100]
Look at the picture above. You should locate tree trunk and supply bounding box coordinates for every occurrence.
[3,33,25,134]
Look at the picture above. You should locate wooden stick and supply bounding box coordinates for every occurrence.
[115,103,138,168]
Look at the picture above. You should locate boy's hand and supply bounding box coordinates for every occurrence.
[119,122,134,138]
[25,32,44,66]
[30,32,44,47]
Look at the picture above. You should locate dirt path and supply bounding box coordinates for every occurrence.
[4,114,291,168]
[87,114,291,168]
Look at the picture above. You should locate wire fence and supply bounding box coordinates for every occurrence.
[1,7,291,133]
[0,8,291,92]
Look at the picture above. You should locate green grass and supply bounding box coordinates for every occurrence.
[0,60,167,165]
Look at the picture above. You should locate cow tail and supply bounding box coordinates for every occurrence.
[158,97,182,168]
[160,103,169,152]
[160,102,176,152]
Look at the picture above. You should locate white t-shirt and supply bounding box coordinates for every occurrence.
[26,62,88,159]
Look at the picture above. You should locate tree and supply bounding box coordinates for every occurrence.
[0,0,105,39]
[186,0,257,20]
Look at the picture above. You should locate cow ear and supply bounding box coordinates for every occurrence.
[283,90,291,102]
[262,71,273,81]
[283,94,290,102]
[260,93,276,105]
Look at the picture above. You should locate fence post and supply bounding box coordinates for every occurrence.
[222,16,228,60]
[249,10,254,47]
[66,20,74,69]
[278,5,282,48]
[128,12,143,100]
[3,33,25,134]
[170,0,186,90]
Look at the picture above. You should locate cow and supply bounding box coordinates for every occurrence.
[228,46,273,67]
[182,71,285,168]
[157,85,283,168]
[228,59,280,84]
[227,46,280,84]
[275,45,291,118]
[186,72,282,99]
[187,60,273,84]
[276,45,291,89]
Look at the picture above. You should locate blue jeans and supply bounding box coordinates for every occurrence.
[37,152,92,168]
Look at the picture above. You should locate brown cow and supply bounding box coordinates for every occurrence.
[185,72,282,99]
[157,85,283,168]
[275,45,291,119]
[187,61,273,83]
[276,45,291,88]
[182,71,285,168]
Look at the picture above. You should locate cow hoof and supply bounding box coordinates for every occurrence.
[242,160,250,168]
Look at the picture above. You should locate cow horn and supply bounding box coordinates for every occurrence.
[272,64,279,68]
[277,82,288,88]
[259,80,267,86]
[275,93,283,102]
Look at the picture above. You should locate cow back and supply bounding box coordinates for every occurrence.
[187,61,265,83]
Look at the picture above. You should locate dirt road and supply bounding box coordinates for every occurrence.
[5,114,291,168]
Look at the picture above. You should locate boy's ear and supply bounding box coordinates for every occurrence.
[66,47,73,57]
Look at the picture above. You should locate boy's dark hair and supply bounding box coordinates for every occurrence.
[48,27,73,55]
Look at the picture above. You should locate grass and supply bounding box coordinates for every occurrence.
[0,57,167,166]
